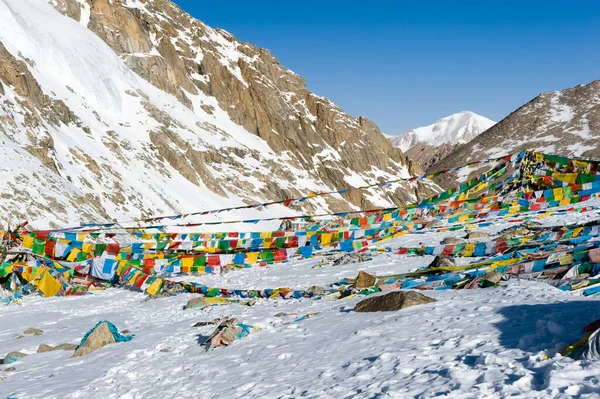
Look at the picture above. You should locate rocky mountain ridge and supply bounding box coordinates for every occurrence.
[432,80,600,180]
[0,0,436,228]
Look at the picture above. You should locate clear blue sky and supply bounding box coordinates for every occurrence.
[173,0,600,133]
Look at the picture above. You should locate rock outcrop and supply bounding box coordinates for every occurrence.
[0,0,440,228]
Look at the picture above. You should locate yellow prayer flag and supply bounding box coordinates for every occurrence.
[37,271,62,297]
[22,267,43,283]
[553,188,563,200]
[320,233,333,245]
[246,252,259,265]
[23,236,34,249]
[146,278,163,296]
[66,248,80,262]
[555,173,578,184]
[82,243,94,254]
[574,160,589,170]
[463,242,475,257]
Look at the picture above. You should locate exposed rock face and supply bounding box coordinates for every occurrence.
[405,141,458,171]
[353,291,436,312]
[0,0,440,228]
[431,80,600,187]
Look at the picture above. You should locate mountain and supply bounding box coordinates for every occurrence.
[431,80,600,186]
[388,111,495,170]
[389,111,496,152]
[0,0,436,228]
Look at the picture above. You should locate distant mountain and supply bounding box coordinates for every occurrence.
[388,111,495,170]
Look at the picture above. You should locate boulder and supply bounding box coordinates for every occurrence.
[184,297,206,310]
[37,344,55,353]
[500,228,531,240]
[204,317,244,350]
[464,231,489,239]
[307,285,325,296]
[442,236,464,245]
[354,291,436,313]
[72,322,116,358]
[53,343,78,351]
[23,328,43,336]
[2,351,26,365]
[428,255,456,269]
[424,219,442,229]
[482,271,502,284]
[353,271,376,289]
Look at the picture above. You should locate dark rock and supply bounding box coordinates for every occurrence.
[428,255,456,269]
[354,291,436,312]
[354,271,376,289]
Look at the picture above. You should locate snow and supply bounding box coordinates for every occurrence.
[549,93,575,123]
[3,208,600,398]
[389,111,496,152]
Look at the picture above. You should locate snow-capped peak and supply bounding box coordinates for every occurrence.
[389,111,496,152]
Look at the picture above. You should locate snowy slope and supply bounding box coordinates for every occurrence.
[2,207,600,398]
[389,111,496,152]
[0,0,437,229]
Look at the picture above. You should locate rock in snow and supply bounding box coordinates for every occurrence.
[72,322,117,358]
[354,291,436,312]
[353,270,377,289]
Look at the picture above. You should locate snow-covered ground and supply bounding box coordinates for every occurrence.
[3,210,600,398]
